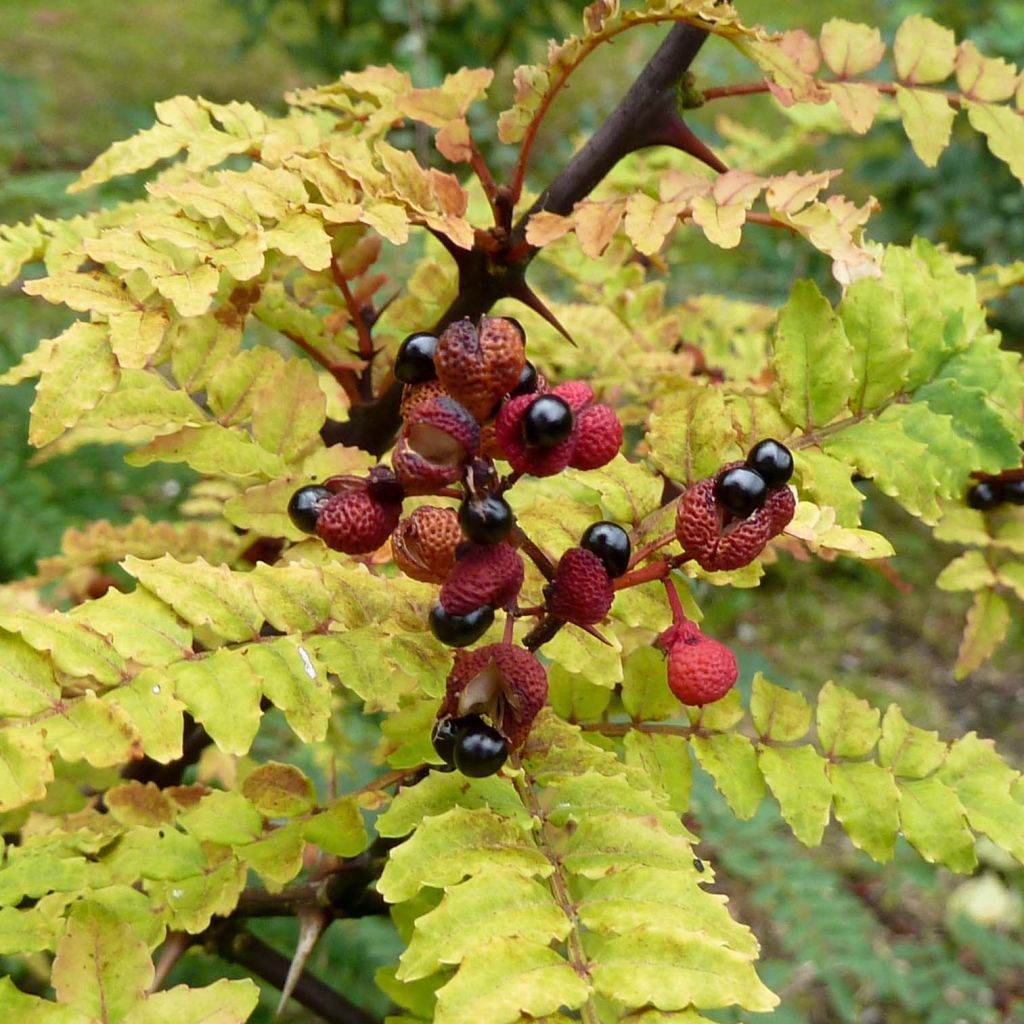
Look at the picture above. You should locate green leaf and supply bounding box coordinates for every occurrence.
[237,821,306,886]
[838,276,912,413]
[954,775,1024,864]
[378,807,548,904]
[398,871,569,982]
[897,777,977,872]
[829,761,899,862]
[0,611,127,686]
[590,927,777,1013]
[107,674,188,764]
[792,448,865,526]
[0,976,91,1024]
[965,100,1024,185]
[955,589,1010,679]
[433,939,588,1024]
[170,650,263,756]
[893,14,957,84]
[758,745,832,846]
[52,901,153,1024]
[127,424,289,480]
[122,979,260,1024]
[691,735,764,820]
[895,87,957,167]
[623,732,692,814]
[816,681,880,758]
[823,417,942,523]
[647,383,738,484]
[42,693,139,768]
[146,857,247,933]
[242,637,332,743]
[770,280,854,430]
[819,19,886,77]
[178,790,263,846]
[0,634,60,716]
[936,550,996,591]
[878,705,947,778]
[124,556,263,643]
[547,664,613,723]
[750,674,812,742]
[0,729,54,811]
[29,322,120,447]
[69,589,192,668]
[620,647,679,721]
[23,272,135,315]
[302,797,368,857]
[250,358,326,464]
[241,763,316,817]
[263,212,333,271]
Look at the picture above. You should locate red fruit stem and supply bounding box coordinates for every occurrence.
[503,611,516,645]
[613,552,691,591]
[498,470,523,494]
[627,529,677,569]
[662,576,688,627]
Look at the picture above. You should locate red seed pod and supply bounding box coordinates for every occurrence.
[657,619,738,706]
[438,541,525,615]
[546,547,615,626]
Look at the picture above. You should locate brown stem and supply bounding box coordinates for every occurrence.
[211,926,379,1024]
[627,529,676,569]
[284,329,362,404]
[523,615,565,651]
[510,524,556,581]
[702,77,966,109]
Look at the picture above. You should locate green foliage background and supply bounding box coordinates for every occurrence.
[0,2,1023,1023]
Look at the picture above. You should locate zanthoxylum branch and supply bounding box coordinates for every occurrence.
[206,922,380,1024]
[326,22,712,453]
[702,78,968,109]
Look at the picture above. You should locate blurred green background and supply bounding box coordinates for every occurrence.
[1,2,1023,1021]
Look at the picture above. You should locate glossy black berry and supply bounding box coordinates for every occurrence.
[394,332,439,384]
[1003,479,1024,506]
[459,494,515,545]
[523,395,574,448]
[580,521,631,579]
[287,485,332,534]
[715,466,768,519]
[432,716,471,767]
[966,481,1002,510]
[746,439,794,489]
[510,360,539,398]
[429,604,495,647]
[453,718,508,778]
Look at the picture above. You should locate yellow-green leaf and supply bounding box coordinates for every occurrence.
[893,15,957,84]
[758,745,832,846]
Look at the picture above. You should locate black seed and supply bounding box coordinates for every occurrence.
[523,395,574,448]
[453,719,508,777]
[746,438,794,489]
[1003,479,1024,505]
[580,521,631,578]
[510,360,539,397]
[429,604,495,647]
[432,716,473,766]
[459,494,515,545]
[287,486,332,534]
[966,481,1002,510]
[714,466,768,519]
[394,332,439,384]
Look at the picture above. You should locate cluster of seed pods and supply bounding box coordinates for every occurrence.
[287,316,799,776]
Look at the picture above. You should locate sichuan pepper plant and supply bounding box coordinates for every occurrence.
[1,2,1024,1022]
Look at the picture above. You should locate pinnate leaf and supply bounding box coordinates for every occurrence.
[894,15,957,84]
[757,745,832,846]
[896,86,957,167]
[770,279,853,429]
